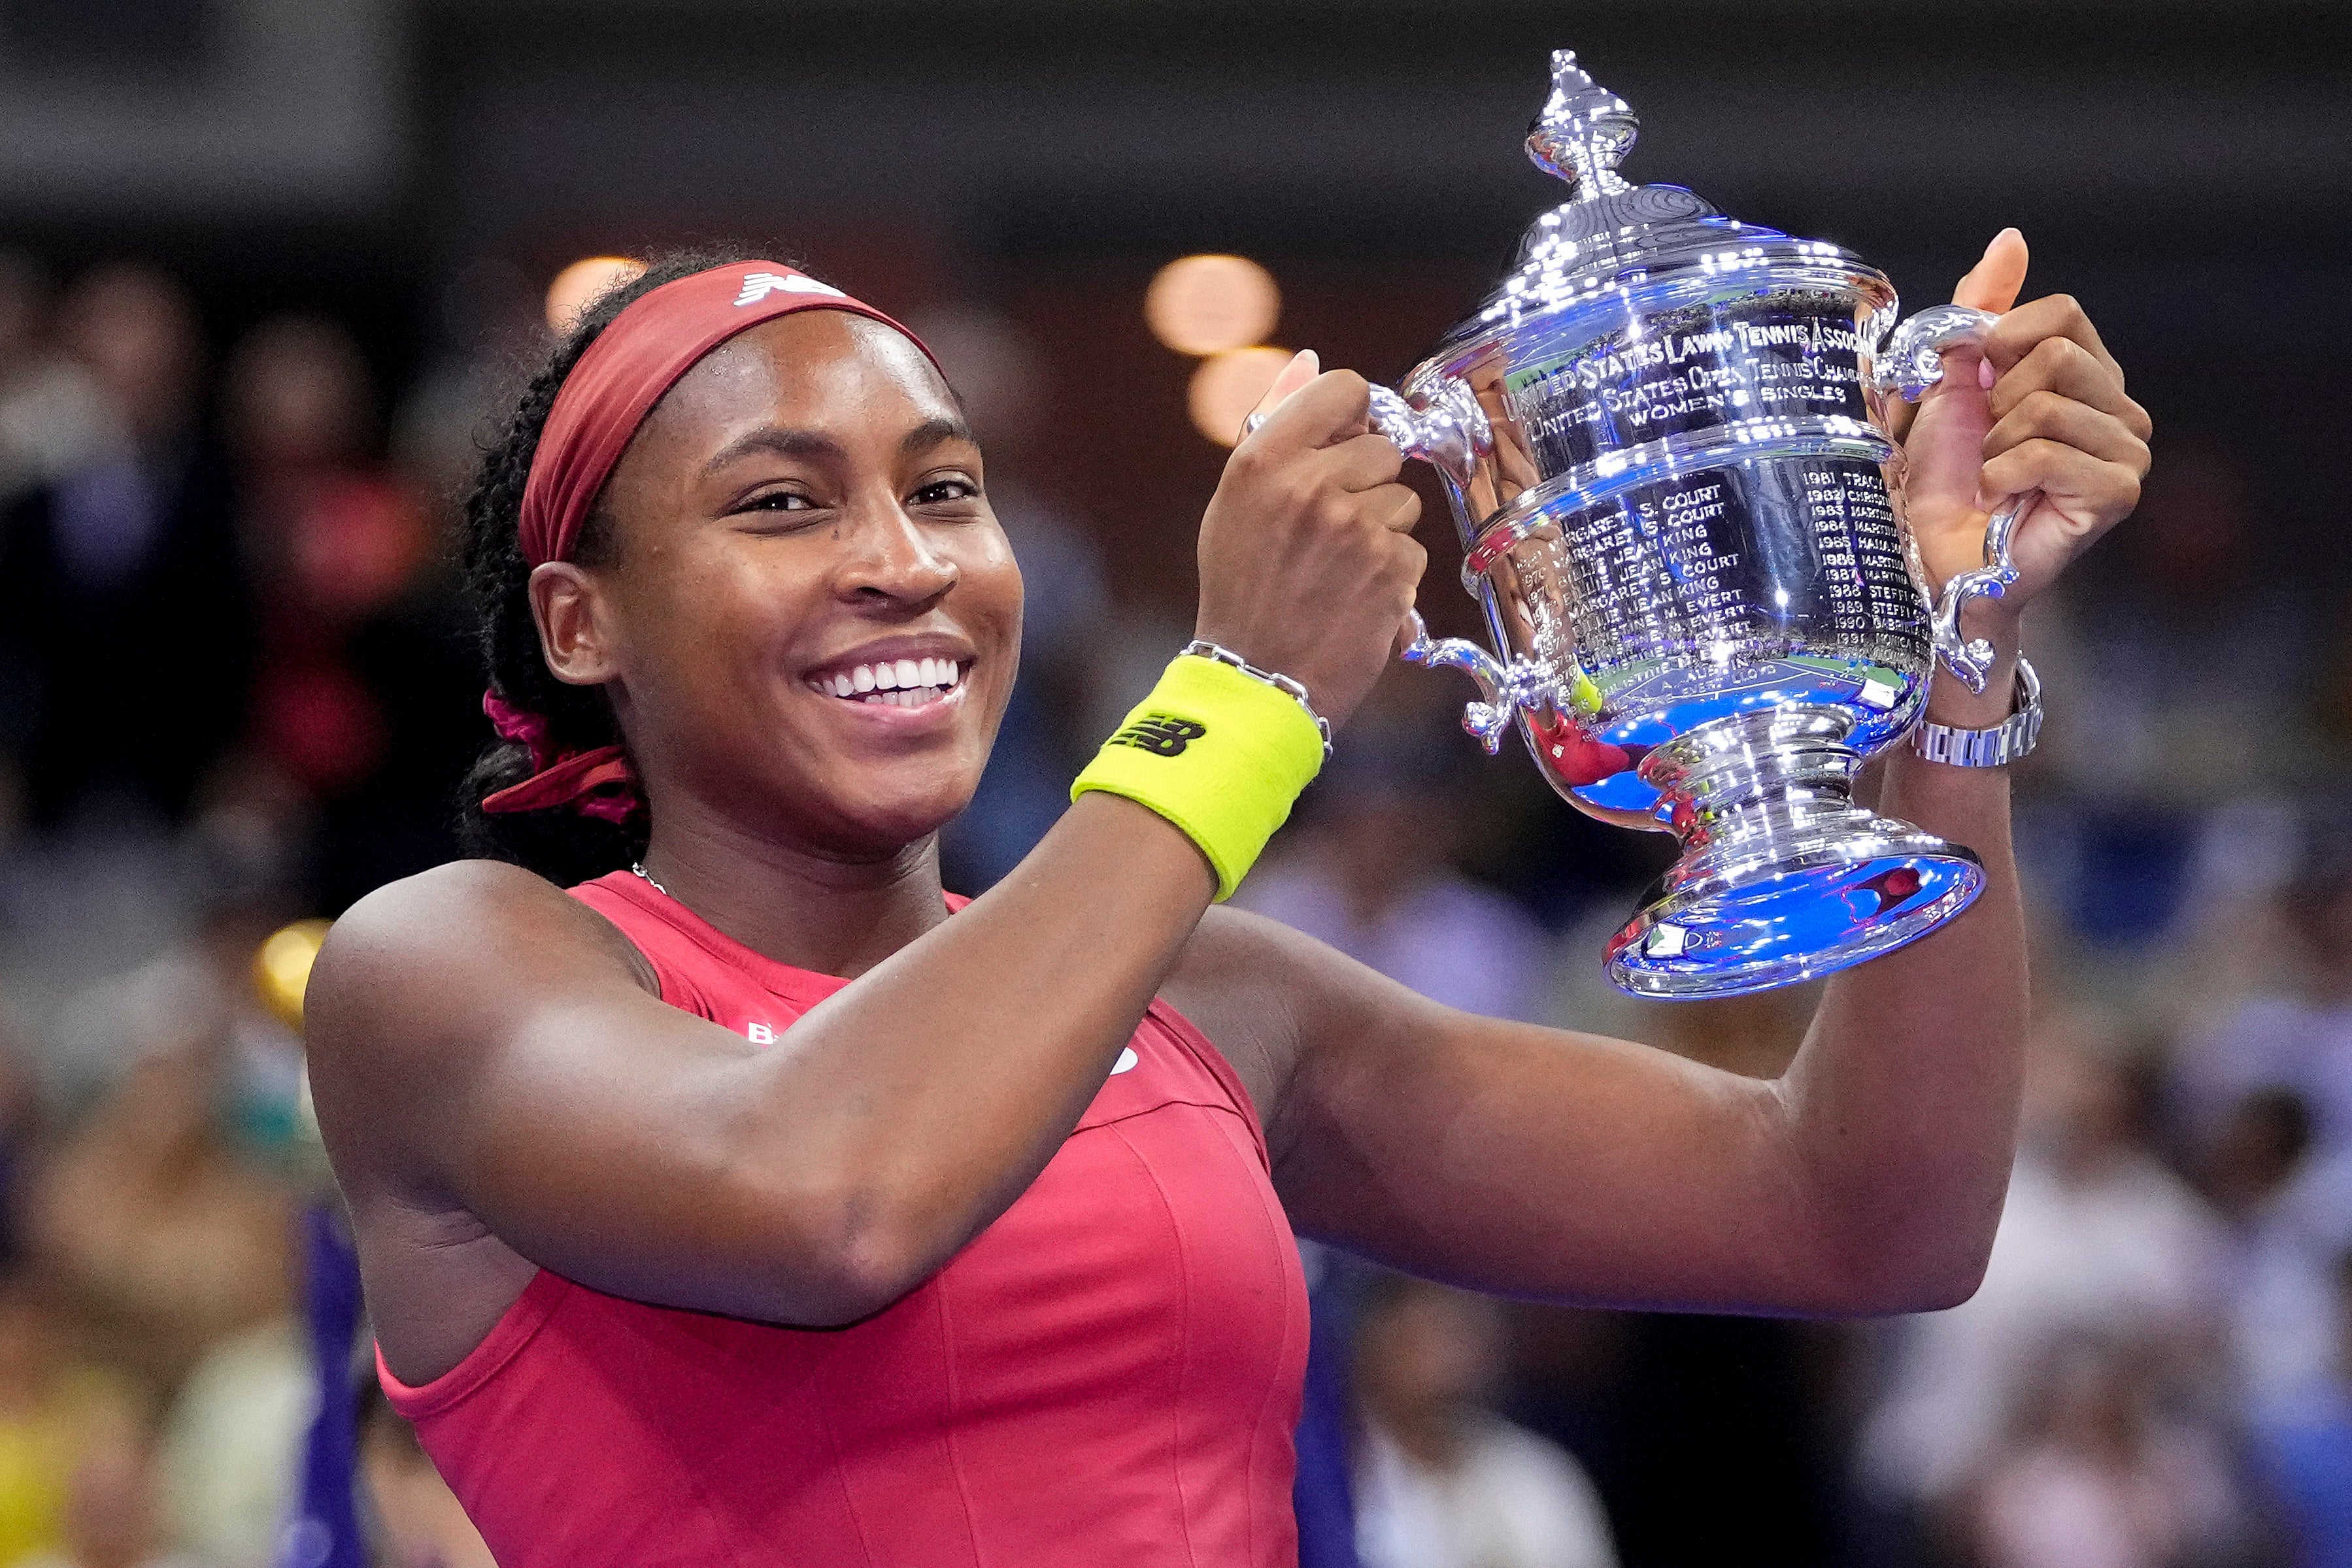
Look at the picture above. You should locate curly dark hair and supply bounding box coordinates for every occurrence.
[456,246,788,885]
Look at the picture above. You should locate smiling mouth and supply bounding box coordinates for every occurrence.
[806,656,969,709]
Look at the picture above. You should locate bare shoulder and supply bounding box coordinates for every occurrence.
[318,856,643,990]
[1160,903,1394,1141]
[305,859,653,1193]
[310,860,648,1053]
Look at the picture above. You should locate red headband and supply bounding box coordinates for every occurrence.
[519,261,937,567]
[483,261,938,822]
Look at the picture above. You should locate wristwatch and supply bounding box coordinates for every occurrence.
[1910,657,2042,767]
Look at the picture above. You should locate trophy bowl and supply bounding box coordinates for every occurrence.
[1358,50,2026,999]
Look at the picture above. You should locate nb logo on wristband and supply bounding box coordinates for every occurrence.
[1111,714,1207,758]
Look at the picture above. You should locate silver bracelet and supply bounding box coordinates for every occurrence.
[1180,640,1335,761]
[1911,656,2043,767]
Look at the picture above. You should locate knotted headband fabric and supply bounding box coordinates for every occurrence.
[481,261,941,819]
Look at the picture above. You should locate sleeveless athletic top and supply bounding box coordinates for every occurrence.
[379,871,1310,1567]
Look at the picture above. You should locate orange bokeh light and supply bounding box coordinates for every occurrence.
[544,256,646,334]
[1146,255,1280,358]
[1187,346,1294,447]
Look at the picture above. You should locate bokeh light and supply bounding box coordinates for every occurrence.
[1146,254,1281,357]
[544,255,645,333]
[1187,345,1294,446]
[253,917,334,1031]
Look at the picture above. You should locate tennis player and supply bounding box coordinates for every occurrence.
[307,231,2149,1566]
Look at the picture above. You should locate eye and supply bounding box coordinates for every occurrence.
[911,476,982,507]
[735,490,818,516]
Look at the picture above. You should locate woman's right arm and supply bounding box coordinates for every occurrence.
[307,365,1423,1331]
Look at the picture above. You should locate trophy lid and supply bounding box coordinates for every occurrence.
[1424,51,1872,369]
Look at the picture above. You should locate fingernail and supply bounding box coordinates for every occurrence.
[1298,349,1320,375]
[1978,358,1996,390]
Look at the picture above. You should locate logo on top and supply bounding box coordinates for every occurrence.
[1109,714,1206,758]
[735,271,847,308]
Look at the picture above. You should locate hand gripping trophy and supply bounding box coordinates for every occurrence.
[1351,51,2034,999]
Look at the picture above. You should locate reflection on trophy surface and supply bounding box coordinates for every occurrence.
[1360,50,2030,999]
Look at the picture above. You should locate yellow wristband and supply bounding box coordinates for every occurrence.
[1071,653,1326,901]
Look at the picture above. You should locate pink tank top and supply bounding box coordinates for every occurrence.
[379,871,1309,1567]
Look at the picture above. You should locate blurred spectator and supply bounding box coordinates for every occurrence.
[42,891,306,1150]
[0,1024,39,1275]
[2249,1247,2352,1568]
[155,1316,309,1568]
[358,1386,494,1568]
[23,1038,292,1393]
[238,301,526,911]
[0,261,256,831]
[2196,1084,2352,1409]
[0,255,109,511]
[2026,441,2308,946]
[222,315,429,805]
[1352,1275,1617,1568]
[1858,1009,2231,1539]
[2168,842,2352,1170]
[1970,1335,2247,1568]
[0,1280,138,1568]
[18,1422,203,1568]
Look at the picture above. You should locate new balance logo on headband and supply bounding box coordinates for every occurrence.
[735,271,847,307]
[1109,714,1207,758]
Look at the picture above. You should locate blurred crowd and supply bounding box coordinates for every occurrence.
[0,242,2344,1568]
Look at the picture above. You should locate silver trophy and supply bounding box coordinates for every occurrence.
[1360,51,2024,999]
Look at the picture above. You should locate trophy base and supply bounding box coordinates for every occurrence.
[1602,709,1985,999]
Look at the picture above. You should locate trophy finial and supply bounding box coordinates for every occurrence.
[1526,49,1637,200]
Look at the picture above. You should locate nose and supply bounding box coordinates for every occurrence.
[836,499,958,609]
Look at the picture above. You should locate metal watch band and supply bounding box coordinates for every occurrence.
[1911,656,2042,767]
[1179,641,1336,761]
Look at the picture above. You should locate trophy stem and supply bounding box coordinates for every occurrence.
[1605,709,1985,999]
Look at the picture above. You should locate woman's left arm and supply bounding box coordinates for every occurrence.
[1192,232,2151,1315]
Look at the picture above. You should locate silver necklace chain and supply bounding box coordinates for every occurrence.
[629,861,669,897]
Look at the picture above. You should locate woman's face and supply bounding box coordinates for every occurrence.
[552,309,1023,859]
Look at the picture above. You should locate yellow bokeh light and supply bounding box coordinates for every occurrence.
[1188,346,1294,447]
[545,256,646,334]
[253,918,334,1033]
[1146,255,1280,358]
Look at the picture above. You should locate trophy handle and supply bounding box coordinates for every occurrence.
[1238,375,1491,490]
[1245,375,1520,741]
[1868,303,2038,697]
[1398,609,1554,754]
[1370,378,1532,748]
[1364,380,1491,490]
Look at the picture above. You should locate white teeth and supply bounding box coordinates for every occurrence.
[821,658,967,703]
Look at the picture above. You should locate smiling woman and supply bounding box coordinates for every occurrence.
[303,237,2147,1568]
[455,250,1011,883]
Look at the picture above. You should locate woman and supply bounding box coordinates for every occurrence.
[308,235,2149,1566]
